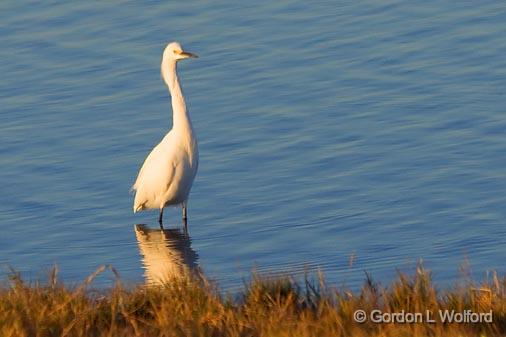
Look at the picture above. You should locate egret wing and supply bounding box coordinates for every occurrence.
[133,137,177,211]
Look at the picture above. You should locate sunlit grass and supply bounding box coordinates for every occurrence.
[1,265,504,336]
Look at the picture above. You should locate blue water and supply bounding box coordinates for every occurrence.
[1,1,505,290]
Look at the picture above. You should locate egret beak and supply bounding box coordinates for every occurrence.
[181,51,198,58]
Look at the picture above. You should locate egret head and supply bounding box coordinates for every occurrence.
[163,42,198,62]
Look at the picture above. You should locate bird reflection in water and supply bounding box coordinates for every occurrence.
[134,224,199,286]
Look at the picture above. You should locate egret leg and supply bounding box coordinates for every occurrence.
[158,208,164,229]
[182,204,188,232]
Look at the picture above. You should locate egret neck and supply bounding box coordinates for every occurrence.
[161,59,195,141]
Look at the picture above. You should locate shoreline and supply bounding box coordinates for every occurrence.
[1,265,503,336]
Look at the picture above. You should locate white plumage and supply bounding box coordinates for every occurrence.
[133,42,198,227]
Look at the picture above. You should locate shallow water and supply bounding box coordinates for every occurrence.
[1,1,505,290]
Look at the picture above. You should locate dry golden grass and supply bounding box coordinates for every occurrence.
[1,265,505,337]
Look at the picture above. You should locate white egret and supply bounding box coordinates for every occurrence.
[132,42,198,228]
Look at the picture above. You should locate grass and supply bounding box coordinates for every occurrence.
[0,265,505,337]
